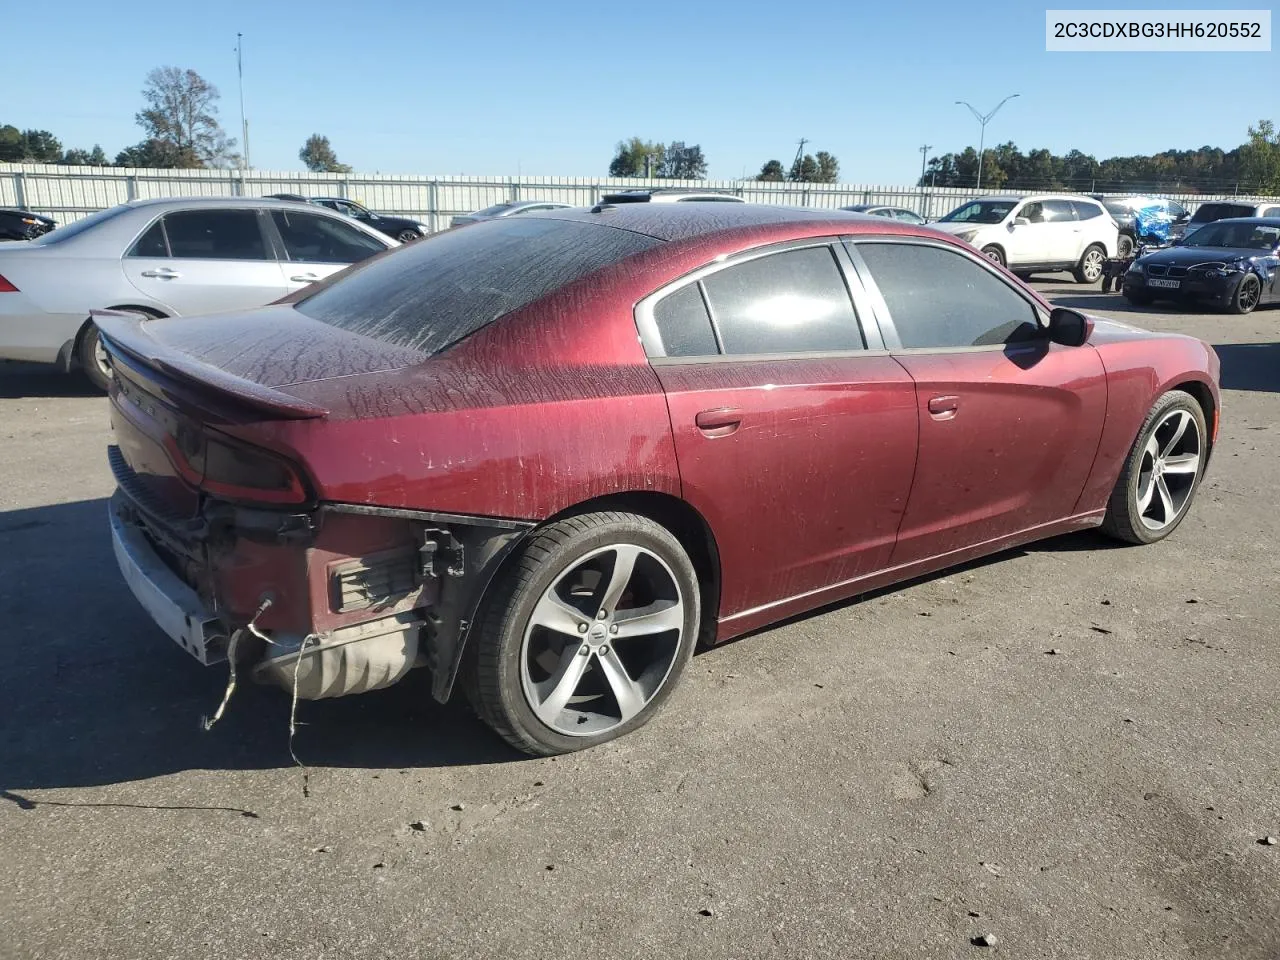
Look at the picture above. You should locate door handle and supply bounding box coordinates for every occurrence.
[290,272,320,282]
[927,395,960,420]
[695,407,742,437]
[140,268,180,279]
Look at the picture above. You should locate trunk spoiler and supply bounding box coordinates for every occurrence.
[93,310,328,420]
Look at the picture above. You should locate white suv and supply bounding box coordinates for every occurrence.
[931,194,1119,283]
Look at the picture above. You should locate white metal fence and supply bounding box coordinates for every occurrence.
[3,163,1277,231]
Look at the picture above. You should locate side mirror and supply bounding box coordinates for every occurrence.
[1047,307,1092,347]
[1170,235,1186,246]
[1012,216,1030,228]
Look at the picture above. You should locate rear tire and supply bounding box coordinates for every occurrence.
[980,245,1006,268]
[465,511,700,756]
[1100,391,1207,545]
[77,323,112,392]
[1117,235,1134,258]
[79,307,163,391]
[1073,244,1106,284]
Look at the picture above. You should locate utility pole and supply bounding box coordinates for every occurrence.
[918,144,932,185]
[954,94,1019,191]
[236,33,250,169]
[791,138,808,179]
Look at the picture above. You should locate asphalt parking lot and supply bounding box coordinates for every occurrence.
[2,279,1277,960]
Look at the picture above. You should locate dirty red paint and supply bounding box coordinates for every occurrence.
[99,205,1221,651]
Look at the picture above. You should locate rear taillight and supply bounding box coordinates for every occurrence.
[163,428,310,505]
[0,273,17,293]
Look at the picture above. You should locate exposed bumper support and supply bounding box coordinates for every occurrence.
[109,491,227,665]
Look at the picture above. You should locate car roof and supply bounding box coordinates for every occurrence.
[124,195,320,211]
[522,202,914,243]
[974,193,1100,203]
[1204,216,1280,225]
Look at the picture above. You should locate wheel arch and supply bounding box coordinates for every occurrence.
[1167,377,1217,462]
[435,490,722,705]
[547,490,722,647]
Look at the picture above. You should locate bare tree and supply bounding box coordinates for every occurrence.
[135,67,237,168]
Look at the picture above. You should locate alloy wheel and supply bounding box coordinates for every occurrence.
[1082,248,1105,282]
[1135,408,1201,531]
[93,335,112,381]
[1237,275,1261,312]
[520,543,685,737]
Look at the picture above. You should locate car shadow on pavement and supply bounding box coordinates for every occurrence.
[0,499,524,800]
[1212,342,1280,393]
[0,363,99,398]
[1037,291,1156,314]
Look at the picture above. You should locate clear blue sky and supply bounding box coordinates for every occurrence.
[9,0,1273,182]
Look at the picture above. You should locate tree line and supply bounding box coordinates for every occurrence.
[921,120,1280,194]
[3,66,355,173]
[607,138,842,183]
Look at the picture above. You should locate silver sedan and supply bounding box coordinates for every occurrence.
[0,196,395,388]
[450,200,573,228]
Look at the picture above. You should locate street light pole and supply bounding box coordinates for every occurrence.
[236,33,250,169]
[954,94,1019,191]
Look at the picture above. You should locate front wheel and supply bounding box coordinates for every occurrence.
[465,511,700,756]
[1227,273,1261,315]
[1074,244,1106,284]
[980,245,1006,268]
[1101,391,1207,545]
[395,229,422,243]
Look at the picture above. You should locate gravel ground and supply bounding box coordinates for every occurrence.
[2,280,1277,960]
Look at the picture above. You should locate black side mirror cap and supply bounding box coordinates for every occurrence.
[1047,307,1092,347]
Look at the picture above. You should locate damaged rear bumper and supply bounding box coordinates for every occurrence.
[110,491,227,665]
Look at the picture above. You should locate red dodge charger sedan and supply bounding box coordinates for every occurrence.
[100,204,1220,755]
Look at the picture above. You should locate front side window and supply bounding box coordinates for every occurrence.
[163,210,270,260]
[856,242,1040,349]
[699,246,863,355]
[272,210,387,264]
[1019,202,1045,224]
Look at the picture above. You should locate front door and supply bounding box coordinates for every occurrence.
[123,208,287,315]
[850,238,1107,566]
[639,242,920,622]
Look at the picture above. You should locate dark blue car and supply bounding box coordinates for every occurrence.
[1123,217,1280,314]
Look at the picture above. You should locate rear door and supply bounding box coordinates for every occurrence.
[1040,199,1081,262]
[640,240,919,623]
[269,209,391,294]
[848,238,1107,566]
[123,209,287,315]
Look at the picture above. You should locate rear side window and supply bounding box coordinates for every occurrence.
[1071,200,1103,220]
[700,246,863,355]
[1042,200,1077,221]
[1262,206,1280,218]
[653,284,719,357]
[129,220,169,257]
[296,218,661,355]
[164,210,271,260]
[856,242,1039,349]
[271,210,387,264]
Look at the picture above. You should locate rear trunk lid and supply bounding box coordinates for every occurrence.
[98,306,427,519]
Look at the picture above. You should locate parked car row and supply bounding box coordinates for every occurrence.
[0,197,397,388]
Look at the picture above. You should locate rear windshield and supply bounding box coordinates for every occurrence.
[1190,203,1254,223]
[30,204,130,245]
[474,203,514,217]
[295,217,661,354]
